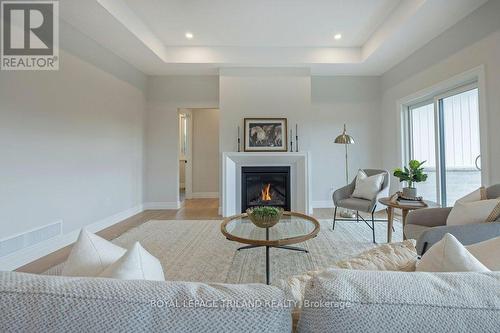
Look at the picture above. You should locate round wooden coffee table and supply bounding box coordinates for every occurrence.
[221,211,320,285]
[378,197,438,242]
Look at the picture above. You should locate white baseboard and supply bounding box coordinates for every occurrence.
[0,204,144,271]
[143,201,181,209]
[191,192,219,198]
[312,200,334,208]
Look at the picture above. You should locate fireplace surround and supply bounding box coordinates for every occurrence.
[241,166,291,212]
[221,152,312,217]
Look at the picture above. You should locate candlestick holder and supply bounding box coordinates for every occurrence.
[237,126,241,152]
[295,124,299,152]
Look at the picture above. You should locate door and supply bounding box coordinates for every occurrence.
[406,84,482,206]
[437,86,481,205]
[179,110,192,200]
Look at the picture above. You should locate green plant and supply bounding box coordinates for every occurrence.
[393,160,428,188]
[248,206,282,219]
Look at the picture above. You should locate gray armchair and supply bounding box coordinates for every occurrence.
[332,169,390,243]
[406,184,500,255]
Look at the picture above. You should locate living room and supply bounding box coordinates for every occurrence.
[1,0,499,332]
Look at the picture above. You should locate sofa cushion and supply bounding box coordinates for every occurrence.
[335,239,417,271]
[0,271,292,333]
[467,236,500,271]
[416,233,489,272]
[456,186,487,203]
[276,240,418,316]
[447,199,500,226]
[99,242,165,281]
[298,269,500,333]
[62,229,126,277]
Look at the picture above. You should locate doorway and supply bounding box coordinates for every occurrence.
[178,108,220,204]
[178,110,191,202]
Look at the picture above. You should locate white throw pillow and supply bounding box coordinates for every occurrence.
[276,240,418,314]
[466,236,500,271]
[416,233,490,272]
[99,242,165,281]
[335,239,418,271]
[351,170,384,201]
[456,187,487,203]
[447,199,500,226]
[62,229,126,277]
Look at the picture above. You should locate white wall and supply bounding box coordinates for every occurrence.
[381,0,500,191]
[192,109,219,196]
[144,76,219,207]
[311,76,382,206]
[219,68,312,153]
[219,68,382,207]
[0,46,146,268]
[145,70,382,208]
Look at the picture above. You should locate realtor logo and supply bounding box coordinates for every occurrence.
[1,0,59,70]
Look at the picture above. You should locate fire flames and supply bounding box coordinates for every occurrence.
[261,184,272,201]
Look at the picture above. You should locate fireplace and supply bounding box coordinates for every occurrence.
[241,166,291,212]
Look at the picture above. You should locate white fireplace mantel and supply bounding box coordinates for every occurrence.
[221,152,312,217]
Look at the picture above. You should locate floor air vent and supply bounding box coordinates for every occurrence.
[0,221,62,257]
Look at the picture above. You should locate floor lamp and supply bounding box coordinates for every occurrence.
[334,124,356,218]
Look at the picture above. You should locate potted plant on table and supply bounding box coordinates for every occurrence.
[393,160,428,198]
[246,206,284,228]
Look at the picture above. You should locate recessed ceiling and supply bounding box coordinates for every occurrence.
[121,0,399,47]
[59,0,489,75]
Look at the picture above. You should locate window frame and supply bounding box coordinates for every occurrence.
[403,82,480,206]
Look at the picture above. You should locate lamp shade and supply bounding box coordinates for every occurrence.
[334,124,355,144]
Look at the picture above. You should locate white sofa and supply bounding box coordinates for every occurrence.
[297,269,500,332]
[1,269,499,332]
[0,271,292,333]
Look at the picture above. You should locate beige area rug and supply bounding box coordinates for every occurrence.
[112,218,403,285]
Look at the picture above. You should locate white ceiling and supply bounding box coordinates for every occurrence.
[60,0,489,75]
[121,0,400,47]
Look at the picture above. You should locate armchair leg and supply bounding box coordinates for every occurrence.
[332,207,337,230]
[356,211,359,223]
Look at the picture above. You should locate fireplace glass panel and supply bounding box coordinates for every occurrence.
[241,166,290,212]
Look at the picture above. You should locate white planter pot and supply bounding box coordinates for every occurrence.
[403,187,417,198]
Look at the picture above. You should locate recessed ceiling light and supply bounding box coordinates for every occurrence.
[334,33,342,40]
[185,32,194,39]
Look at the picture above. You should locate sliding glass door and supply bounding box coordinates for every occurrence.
[408,101,438,202]
[406,84,481,206]
[439,86,481,205]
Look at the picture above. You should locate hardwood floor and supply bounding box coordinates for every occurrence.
[16,198,392,274]
[15,198,220,274]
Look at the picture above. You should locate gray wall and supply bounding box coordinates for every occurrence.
[0,21,146,269]
[144,70,383,207]
[0,42,146,267]
[311,76,382,205]
[381,0,500,192]
[144,76,219,207]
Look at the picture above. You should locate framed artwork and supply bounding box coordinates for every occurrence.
[244,118,287,152]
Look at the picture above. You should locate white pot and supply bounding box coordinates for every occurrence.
[403,187,417,198]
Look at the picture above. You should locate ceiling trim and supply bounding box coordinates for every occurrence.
[86,0,489,75]
[97,0,167,62]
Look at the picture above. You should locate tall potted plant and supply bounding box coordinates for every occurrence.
[393,160,428,198]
